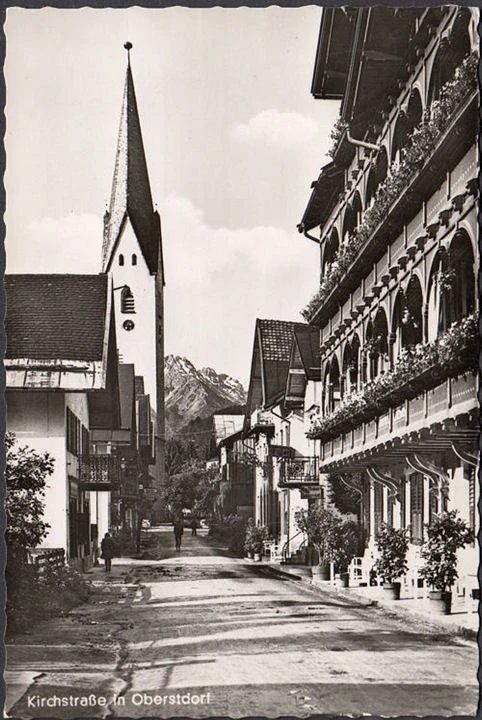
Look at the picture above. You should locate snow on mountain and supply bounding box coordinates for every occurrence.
[164,355,246,437]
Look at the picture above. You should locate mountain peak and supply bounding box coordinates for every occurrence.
[164,355,246,437]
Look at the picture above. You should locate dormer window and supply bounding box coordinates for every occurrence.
[132,253,137,266]
[119,254,124,266]
[121,286,135,313]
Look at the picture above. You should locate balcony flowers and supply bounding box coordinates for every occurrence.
[307,314,477,440]
[302,51,478,323]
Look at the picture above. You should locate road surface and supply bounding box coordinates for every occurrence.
[6,526,479,718]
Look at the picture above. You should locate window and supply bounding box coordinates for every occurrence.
[121,286,135,313]
[132,254,137,266]
[119,254,124,266]
[410,473,424,544]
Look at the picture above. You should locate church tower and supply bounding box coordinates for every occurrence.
[103,43,165,485]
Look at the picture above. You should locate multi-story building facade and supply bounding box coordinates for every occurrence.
[298,8,479,596]
[5,274,121,566]
[244,319,318,556]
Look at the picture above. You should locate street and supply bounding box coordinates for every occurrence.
[6,526,479,718]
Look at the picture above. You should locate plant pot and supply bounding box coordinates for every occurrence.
[382,581,401,600]
[428,590,452,615]
[312,564,330,581]
[253,552,261,562]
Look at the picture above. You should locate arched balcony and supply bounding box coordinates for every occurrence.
[322,228,339,278]
[365,309,389,381]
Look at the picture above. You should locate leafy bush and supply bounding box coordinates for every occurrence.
[373,524,409,584]
[420,510,473,591]
[296,505,359,569]
[6,557,90,635]
[244,519,269,555]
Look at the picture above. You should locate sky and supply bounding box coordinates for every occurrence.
[4,6,340,388]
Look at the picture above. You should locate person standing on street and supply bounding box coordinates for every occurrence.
[101,532,115,572]
[173,517,184,551]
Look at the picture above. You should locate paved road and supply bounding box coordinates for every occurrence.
[6,526,479,718]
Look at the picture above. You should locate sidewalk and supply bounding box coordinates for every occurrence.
[261,562,479,640]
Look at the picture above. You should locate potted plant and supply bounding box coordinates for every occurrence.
[332,518,360,588]
[296,505,344,581]
[244,518,255,560]
[245,520,268,561]
[373,524,409,599]
[419,510,473,615]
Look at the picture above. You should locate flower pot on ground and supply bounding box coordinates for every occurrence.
[428,589,452,615]
[244,519,269,560]
[382,582,401,600]
[296,505,359,582]
[419,510,473,615]
[312,564,330,580]
[336,572,350,588]
[373,524,409,599]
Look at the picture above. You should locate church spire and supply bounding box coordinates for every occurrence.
[102,43,161,275]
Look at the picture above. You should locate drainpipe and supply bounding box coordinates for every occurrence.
[346,130,380,153]
[303,229,320,244]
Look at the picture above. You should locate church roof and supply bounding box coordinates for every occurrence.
[102,56,162,277]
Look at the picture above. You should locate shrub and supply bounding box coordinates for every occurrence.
[420,510,473,592]
[373,524,409,584]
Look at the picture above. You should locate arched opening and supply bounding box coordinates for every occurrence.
[391,111,409,164]
[121,286,135,314]
[119,254,124,266]
[406,88,423,135]
[352,191,362,223]
[343,334,361,393]
[428,18,471,106]
[402,275,423,347]
[427,248,446,342]
[443,230,475,327]
[369,308,389,378]
[342,204,357,243]
[132,253,137,266]
[322,228,340,277]
[376,147,388,186]
[365,169,378,209]
[323,357,342,414]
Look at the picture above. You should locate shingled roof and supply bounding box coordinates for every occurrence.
[246,319,307,415]
[5,274,108,361]
[5,274,117,393]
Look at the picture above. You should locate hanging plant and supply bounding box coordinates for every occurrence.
[301,51,478,323]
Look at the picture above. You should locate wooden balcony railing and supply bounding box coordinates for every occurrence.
[79,454,120,491]
[278,457,319,488]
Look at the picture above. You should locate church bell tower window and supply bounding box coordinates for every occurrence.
[121,286,135,313]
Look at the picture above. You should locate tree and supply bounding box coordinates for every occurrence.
[5,432,54,559]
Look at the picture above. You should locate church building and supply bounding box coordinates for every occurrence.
[102,44,166,488]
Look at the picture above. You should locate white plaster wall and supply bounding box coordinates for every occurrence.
[111,220,157,409]
[7,392,68,550]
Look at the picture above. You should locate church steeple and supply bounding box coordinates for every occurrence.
[102,43,162,277]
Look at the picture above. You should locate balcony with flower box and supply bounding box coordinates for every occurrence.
[308,314,478,444]
[302,53,479,327]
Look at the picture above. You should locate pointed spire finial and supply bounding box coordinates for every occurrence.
[124,41,133,65]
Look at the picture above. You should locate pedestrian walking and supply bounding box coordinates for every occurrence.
[190,518,198,536]
[100,532,115,572]
[173,517,184,551]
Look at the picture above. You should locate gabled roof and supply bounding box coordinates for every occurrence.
[285,326,321,408]
[102,58,163,279]
[5,274,119,400]
[245,319,307,416]
[6,274,108,362]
